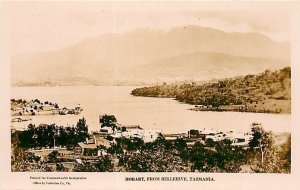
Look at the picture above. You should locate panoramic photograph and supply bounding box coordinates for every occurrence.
[9,2,291,173]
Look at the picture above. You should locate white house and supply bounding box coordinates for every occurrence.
[121,125,143,139]
[41,105,54,111]
[140,129,162,143]
[227,132,253,146]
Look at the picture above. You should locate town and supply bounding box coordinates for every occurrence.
[11,112,290,173]
[11,98,83,120]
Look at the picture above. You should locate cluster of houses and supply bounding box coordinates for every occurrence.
[163,129,252,147]
[11,99,83,117]
[73,115,253,157]
[99,124,163,143]
[74,123,163,157]
[196,128,253,146]
[26,114,254,170]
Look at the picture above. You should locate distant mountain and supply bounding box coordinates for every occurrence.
[11,26,290,86]
[126,52,288,84]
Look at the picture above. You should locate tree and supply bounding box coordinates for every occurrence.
[73,162,97,172]
[175,139,187,151]
[100,115,117,133]
[248,123,270,167]
[34,99,40,104]
[54,103,59,109]
[56,163,67,172]
[48,150,59,163]
[95,156,113,172]
[279,134,291,173]
[247,123,287,173]
[205,138,215,147]
[75,117,89,142]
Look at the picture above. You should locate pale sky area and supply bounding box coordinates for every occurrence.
[1,1,293,55]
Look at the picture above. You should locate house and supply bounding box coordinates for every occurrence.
[122,130,142,139]
[76,142,98,156]
[199,128,218,140]
[75,135,111,156]
[93,134,111,148]
[41,105,54,111]
[163,134,178,141]
[59,108,68,115]
[199,129,253,146]
[163,133,186,141]
[226,132,253,146]
[99,126,114,134]
[141,129,163,143]
[110,131,122,138]
[205,131,227,141]
[121,125,144,139]
[122,125,143,131]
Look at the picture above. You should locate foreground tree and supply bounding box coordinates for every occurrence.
[248,123,271,168]
[247,123,291,173]
[279,134,291,173]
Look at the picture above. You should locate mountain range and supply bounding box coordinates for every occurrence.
[11,26,290,86]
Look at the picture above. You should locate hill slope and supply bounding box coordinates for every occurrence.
[131,67,291,114]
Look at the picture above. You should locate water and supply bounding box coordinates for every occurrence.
[11,86,291,133]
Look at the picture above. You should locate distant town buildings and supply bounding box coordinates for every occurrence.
[11,99,83,117]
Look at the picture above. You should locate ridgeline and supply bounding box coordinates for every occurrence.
[131,67,291,114]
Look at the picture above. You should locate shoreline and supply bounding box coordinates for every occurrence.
[188,107,291,114]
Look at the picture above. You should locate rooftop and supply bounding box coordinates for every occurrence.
[78,142,97,149]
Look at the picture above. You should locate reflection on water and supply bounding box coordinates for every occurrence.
[11,86,290,133]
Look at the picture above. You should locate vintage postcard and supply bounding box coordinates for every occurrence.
[0,1,299,189]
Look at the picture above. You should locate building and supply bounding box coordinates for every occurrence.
[76,142,98,156]
[198,128,253,146]
[75,135,111,156]
[225,132,253,146]
[122,125,143,131]
[99,126,114,135]
[93,134,111,148]
[41,105,54,111]
[121,125,143,139]
[163,133,186,141]
[140,129,163,143]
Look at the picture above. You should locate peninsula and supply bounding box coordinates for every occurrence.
[132,67,291,114]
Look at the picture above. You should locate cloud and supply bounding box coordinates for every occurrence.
[3,2,291,55]
[184,10,290,42]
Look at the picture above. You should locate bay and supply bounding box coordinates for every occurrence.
[11,86,290,133]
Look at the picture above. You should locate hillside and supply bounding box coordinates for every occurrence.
[129,52,288,83]
[11,26,289,86]
[131,67,291,114]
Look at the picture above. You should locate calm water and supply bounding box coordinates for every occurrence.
[11,86,291,133]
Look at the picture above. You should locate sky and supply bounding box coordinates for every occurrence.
[1,1,293,55]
